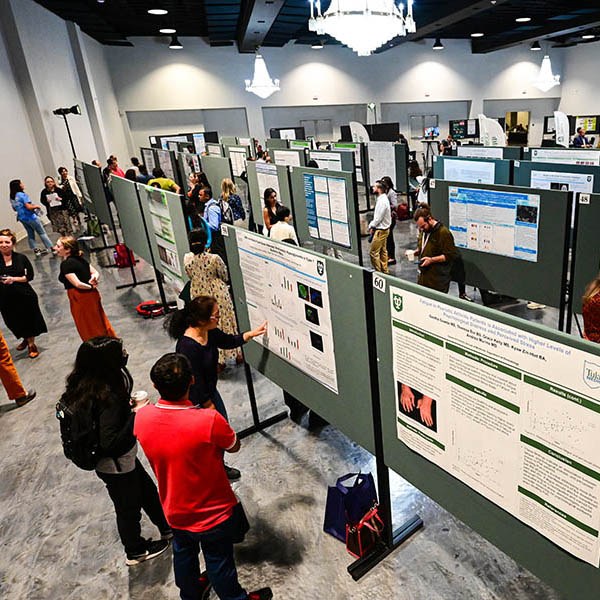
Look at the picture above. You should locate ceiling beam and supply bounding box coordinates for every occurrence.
[472,15,600,53]
[237,0,286,53]
[397,0,512,44]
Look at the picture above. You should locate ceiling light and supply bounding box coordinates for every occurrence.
[169,35,183,50]
[308,0,416,57]
[515,17,531,23]
[530,41,541,51]
[533,55,560,92]
[311,41,324,49]
[148,8,168,16]
[160,28,176,34]
[471,32,484,38]
[245,54,280,99]
[432,38,444,50]
[582,34,595,40]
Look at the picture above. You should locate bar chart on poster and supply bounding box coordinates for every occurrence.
[236,230,338,393]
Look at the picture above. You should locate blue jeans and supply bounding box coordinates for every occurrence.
[173,511,247,600]
[22,218,53,250]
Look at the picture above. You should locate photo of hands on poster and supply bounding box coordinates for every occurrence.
[398,382,437,431]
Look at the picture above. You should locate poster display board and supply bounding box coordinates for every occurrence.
[458,146,503,159]
[448,185,540,262]
[193,133,206,154]
[290,140,311,149]
[138,185,188,288]
[141,147,157,171]
[374,277,600,599]
[206,143,223,157]
[245,161,292,230]
[365,142,409,195]
[156,149,176,180]
[265,138,289,150]
[525,147,600,166]
[236,230,338,392]
[272,149,305,167]
[309,149,355,174]
[177,152,201,183]
[433,156,512,186]
[576,116,599,134]
[224,227,376,453]
[225,146,249,178]
[82,161,112,226]
[333,142,364,183]
[290,166,359,256]
[73,159,90,206]
[201,155,234,194]
[514,161,600,194]
[430,180,571,307]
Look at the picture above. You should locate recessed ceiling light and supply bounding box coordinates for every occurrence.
[471,33,484,38]
[160,28,176,34]
[582,34,595,40]
[148,8,168,16]
[515,17,531,23]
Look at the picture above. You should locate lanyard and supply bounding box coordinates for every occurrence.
[421,232,431,255]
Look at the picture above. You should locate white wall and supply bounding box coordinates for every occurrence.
[559,41,600,115]
[105,38,566,141]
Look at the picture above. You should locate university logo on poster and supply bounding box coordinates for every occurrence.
[392,293,403,313]
[583,360,600,389]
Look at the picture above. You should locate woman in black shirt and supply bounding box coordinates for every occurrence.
[55,236,116,341]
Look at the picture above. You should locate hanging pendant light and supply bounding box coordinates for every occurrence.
[308,0,417,57]
[245,54,280,99]
[533,55,560,92]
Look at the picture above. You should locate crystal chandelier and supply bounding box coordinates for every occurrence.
[245,54,280,99]
[533,55,560,92]
[308,0,416,56]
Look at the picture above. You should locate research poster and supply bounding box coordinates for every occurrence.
[255,162,280,205]
[448,185,540,262]
[389,285,600,566]
[273,149,302,167]
[458,146,503,160]
[303,173,351,247]
[145,187,184,287]
[576,116,597,132]
[334,142,363,183]
[309,151,342,172]
[141,148,156,171]
[156,149,175,180]
[440,157,495,184]
[236,231,338,393]
[193,133,206,154]
[530,170,594,194]
[530,148,600,167]
[229,148,247,178]
[367,141,396,185]
[206,144,223,156]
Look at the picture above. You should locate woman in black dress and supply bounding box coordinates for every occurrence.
[0,228,47,358]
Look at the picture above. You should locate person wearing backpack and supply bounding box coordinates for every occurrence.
[201,187,227,264]
[219,178,245,226]
[57,337,171,566]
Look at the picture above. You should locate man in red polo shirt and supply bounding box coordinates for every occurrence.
[135,353,272,600]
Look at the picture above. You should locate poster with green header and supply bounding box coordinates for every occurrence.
[389,284,600,566]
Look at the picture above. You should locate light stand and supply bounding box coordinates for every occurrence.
[53,105,81,158]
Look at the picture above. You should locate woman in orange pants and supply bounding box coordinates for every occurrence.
[0,329,36,406]
[55,236,116,341]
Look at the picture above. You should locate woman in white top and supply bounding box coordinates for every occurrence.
[268,206,299,245]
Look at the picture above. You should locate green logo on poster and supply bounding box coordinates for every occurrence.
[393,294,403,312]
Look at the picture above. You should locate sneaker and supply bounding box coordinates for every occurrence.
[126,538,169,566]
[248,588,273,600]
[459,293,474,302]
[15,389,36,408]
[387,259,397,265]
[527,301,546,310]
[160,528,174,541]
[33,248,42,258]
[225,465,241,481]
[198,571,212,600]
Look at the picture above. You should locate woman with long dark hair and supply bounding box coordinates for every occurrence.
[262,187,280,233]
[59,336,170,565]
[55,236,116,341]
[9,179,54,256]
[40,175,73,236]
[0,228,47,358]
[165,296,267,480]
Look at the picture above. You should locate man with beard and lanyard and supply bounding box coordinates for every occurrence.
[413,204,457,293]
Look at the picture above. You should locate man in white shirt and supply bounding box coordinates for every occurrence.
[269,206,299,245]
[368,180,392,273]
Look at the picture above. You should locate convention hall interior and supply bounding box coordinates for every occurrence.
[1,0,600,598]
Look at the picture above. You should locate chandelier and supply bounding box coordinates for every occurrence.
[308,0,416,56]
[533,55,560,92]
[245,54,280,99]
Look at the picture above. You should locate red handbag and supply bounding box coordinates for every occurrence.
[345,505,384,558]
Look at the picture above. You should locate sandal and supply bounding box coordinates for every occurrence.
[28,344,39,359]
[16,340,28,351]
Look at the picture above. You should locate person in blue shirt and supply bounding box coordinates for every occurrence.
[200,187,227,264]
[573,127,592,148]
[9,180,54,257]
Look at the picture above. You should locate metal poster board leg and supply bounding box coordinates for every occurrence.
[565,193,580,334]
[558,192,575,332]
[347,270,423,581]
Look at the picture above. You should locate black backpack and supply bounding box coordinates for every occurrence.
[219,199,234,225]
[55,401,100,471]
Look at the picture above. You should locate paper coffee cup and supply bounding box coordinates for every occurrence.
[405,249,416,262]
[131,390,149,408]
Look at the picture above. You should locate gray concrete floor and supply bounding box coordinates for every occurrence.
[0,225,565,599]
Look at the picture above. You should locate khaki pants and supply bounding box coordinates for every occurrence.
[369,229,389,273]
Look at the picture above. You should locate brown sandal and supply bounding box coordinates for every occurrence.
[16,340,28,351]
[28,344,39,359]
